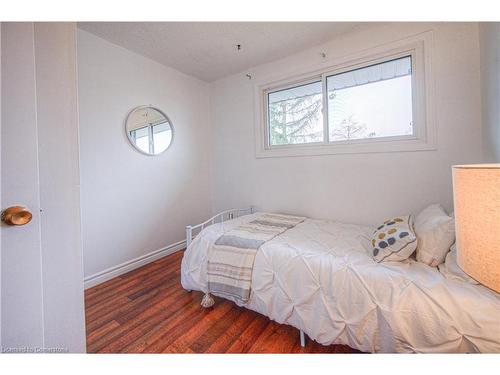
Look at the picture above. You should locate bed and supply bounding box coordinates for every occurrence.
[181,208,500,353]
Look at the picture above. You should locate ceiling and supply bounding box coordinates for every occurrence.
[78,22,367,82]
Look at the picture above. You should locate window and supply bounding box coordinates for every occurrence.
[327,56,413,142]
[256,38,435,157]
[268,80,323,146]
[129,121,172,155]
[130,126,150,154]
[152,122,173,153]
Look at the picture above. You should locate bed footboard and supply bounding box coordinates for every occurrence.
[184,206,308,348]
[185,207,254,247]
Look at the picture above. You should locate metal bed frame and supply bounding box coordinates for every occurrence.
[185,207,255,247]
[185,206,307,348]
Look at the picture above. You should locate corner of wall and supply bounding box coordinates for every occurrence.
[208,81,217,215]
[478,22,500,162]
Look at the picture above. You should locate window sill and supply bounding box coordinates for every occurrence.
[256,137,436,158]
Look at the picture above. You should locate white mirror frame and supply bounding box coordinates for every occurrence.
[124,105,175,156]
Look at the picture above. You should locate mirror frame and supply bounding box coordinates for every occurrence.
[124,105,175,156]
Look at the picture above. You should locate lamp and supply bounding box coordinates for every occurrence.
[452,164,500,293]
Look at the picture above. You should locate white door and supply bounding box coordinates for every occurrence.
[1,22,86,353]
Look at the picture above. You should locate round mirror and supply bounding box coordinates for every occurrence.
[125,106,173,156]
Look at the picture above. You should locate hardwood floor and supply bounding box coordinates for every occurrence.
[85,250,359,353]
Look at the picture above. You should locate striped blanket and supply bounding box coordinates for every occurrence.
[207,213,305,303]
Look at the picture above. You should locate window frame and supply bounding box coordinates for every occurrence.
[255,34,436,158]
[129,120,172,155]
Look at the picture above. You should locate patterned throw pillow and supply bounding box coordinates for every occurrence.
[371,215,417,262]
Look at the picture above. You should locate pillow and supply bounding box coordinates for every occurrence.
[414,204,455,267]
[371,215,417,262]
[438,244,479,285]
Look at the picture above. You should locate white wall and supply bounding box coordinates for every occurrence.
[77,30,213,281]
[210,23,483,225]
[78,22,486,283]
[479,23,500,162]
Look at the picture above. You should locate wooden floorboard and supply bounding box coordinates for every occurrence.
[85,250,359,354]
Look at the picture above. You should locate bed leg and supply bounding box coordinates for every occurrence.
[300,330,306,347]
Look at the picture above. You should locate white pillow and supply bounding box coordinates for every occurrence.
[371,215,417,262]
[415,204,455,267]
[438,244,479,285]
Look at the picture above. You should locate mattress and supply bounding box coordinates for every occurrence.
[181,212,500,353]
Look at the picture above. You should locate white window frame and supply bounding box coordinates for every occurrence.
[254,32,436,158]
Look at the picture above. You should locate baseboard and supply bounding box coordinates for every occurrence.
[84,240,186,289]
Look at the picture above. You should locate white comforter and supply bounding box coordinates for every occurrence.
[181,213,500,353]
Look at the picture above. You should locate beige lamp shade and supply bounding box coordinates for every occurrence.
[452,164,500,293]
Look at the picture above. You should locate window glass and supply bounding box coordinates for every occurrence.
[153,122,172,154]
[267,80,323,146]
[130,126,150,153]
[327,56,413,142]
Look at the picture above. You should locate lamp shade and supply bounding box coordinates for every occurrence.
[452,164,500,293]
